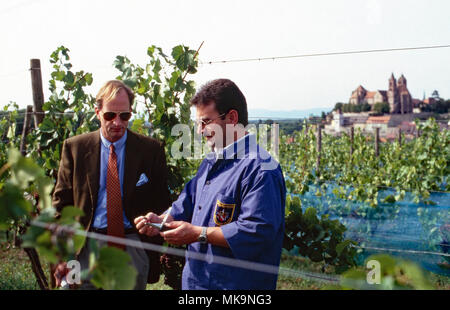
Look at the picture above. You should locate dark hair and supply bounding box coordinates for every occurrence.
[190,79,248,126]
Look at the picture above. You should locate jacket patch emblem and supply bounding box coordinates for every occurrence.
[214,200,235,226]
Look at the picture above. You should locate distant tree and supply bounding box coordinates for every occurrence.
[418,99,448,113]
[361,103,371,112]
[431,90,441,100]
[419,102,428,112]
[333,102,344,111]
[353,104,362,113]
[429,99,449,114]
[340,103,370,113]
[373,102,390,114]
[342,103,354,113]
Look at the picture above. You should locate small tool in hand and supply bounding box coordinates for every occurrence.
[145,207,171,231]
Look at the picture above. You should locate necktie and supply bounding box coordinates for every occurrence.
[106,144,125,250]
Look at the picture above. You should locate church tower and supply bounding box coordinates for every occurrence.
[397,74,412,113]
[398,74,405,113]
[388,73,399,113]
[398,74,407,89]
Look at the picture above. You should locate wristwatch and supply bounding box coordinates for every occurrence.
[198,227,208,244]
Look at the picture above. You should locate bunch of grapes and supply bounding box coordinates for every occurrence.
[160,251,185,290]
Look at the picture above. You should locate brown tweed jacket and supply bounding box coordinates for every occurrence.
[52,129,170,283]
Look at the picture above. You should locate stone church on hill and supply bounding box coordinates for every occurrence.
[349,73,413,114]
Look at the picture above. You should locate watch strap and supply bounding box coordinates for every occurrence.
[198,226,208,244]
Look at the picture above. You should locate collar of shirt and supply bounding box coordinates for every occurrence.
[208,133,256,163]
[100,130,128,152]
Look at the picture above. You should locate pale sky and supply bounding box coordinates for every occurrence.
[1,0,449,114]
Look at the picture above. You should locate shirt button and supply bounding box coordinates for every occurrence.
[198,205,202,210]
[206,180,211,185]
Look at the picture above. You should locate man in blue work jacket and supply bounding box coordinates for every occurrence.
[135,79,286,290]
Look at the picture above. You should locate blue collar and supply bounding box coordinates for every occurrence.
[100,130,128,150]
[207,133,256,162]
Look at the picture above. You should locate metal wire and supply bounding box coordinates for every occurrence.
[351,244,450,257]
[30,220,343,285]
[30,218,450,291]
[201,44,450,65]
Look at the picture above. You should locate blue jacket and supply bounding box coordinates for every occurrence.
[171,134,286,289]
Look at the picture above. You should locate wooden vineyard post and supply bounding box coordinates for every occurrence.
[316,125,322,177]
[375,127,380,157]
[30,59,45,128]
[272,122,279,162]
[350,126,354,157]
[398,128,402,146]
[19,105,33,156]
[22,248,49,290]
[23,59,51,290]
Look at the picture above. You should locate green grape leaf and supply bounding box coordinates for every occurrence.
[90,247,137,290]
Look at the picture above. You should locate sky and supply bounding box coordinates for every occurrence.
[1,0,449,116]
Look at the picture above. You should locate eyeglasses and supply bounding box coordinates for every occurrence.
[101,111,132,121]
[196,113,226,127]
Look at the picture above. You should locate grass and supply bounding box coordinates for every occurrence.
[146,252,334,290]
[146,274,173,290]
[276,253,336,290]
[0,247,40,290]
[1,248,449,290]
[427,272,450,290]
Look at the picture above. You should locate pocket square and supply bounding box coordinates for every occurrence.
[136,173,149,186]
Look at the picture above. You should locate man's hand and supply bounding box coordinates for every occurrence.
[134,212,164,237]
[161,221,202,246]
[53,262,69,287]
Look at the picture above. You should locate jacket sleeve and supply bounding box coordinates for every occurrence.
[170,177,196,222]
[52,140,74,218]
